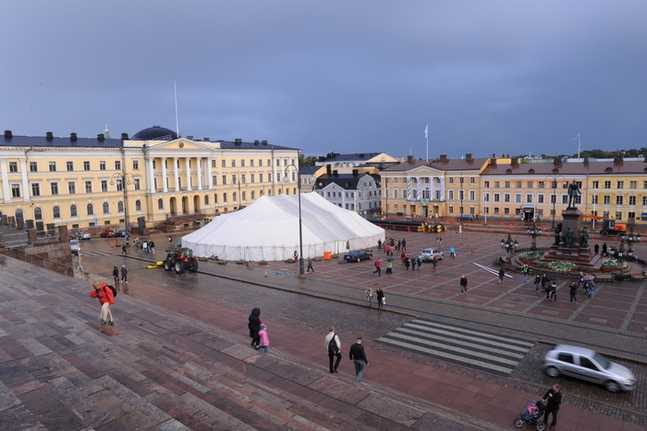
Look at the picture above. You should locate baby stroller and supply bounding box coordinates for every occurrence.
[514,400,546,431]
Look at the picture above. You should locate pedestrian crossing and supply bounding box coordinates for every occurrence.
[376,318,534,376]
[78,250,114,257]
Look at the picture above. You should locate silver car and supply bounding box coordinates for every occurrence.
[420,248,444,261]
[542,344,636,392]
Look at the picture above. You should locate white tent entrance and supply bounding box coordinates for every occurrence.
[182,193,385,261]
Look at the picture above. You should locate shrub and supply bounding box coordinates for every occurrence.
[547,261,578,272]
[520,251,543,261]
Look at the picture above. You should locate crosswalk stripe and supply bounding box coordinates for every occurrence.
[377,318,534,376]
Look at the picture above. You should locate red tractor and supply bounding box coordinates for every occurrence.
[164,247,199,274]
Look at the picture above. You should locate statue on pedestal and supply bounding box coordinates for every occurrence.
[564,226,574,248]
[553,223,562,246]
[580,227,589,248]
[567,181,581,208]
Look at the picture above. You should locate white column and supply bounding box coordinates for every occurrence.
[185,157,192,191]
[1,159,10,203]
[145,156,154,193]
[196,157,203,190]
[173,157,180,191]
[161,157,168,192]
[19,158,30,202]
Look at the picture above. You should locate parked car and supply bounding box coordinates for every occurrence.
[70,231,91,240]
[70,239,80,256]
[116,230,129,237]
[420,248,444,261]
[100,230,117,238]
[456,214,475,221]
[542,344,636,392]
[343,250,373,262]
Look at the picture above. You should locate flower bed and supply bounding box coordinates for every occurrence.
[517,251,629,275]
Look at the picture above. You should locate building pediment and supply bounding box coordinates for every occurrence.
[145,138,220,151]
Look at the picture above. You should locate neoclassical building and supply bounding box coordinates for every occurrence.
[0,126,300,232]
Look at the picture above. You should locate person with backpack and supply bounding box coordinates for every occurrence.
[325,327,342,373]
[91,281,116,326]
[112,266,120,289]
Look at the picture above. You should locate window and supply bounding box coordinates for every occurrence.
[251,190,255,200]
[504,193,510,202]
[116,178,123,192]
[222,160,226,167]
[629,196,636,205]
[617,181,624,189]
[232,174,237,184]
[504,208,510,215]
[9,162,18,172]
[538,194,544,203]
[591,195,598,204]
[251,174,255,183]
[494,181,500,188]
[527,181,533,188]
[53,206,61,218]
[133,160,139,170]
[115,161,121,170]
[134,178,140,191]
[100,161,106,170]
[448,190,454,200]
[101,180,108,192]
[538,181,545,188]
[526,194,533,203]
[87,204,94,215]
[551,194,557,204]
[135,200,142,211]
[615,211,622,220]
[448,177,454,184]
[484,181,490,188]
[242,191,246,201]
[616,196,623,205]
[223,193,228,203]
[562,195,568,204]
[603,195,610,205]
[34,208,42,220]
[70,205,78,217]
[11,184,21,198]
[222,175,227,185]
[643,196,647,206]
[241,160,245,167]
[592,181,599,189]
[49,162,57,172]
[483,193,490,202]
[494,193,500,202]
[241,174,246,184]
[68,181,76,194]
[30,162,38,172]
[604,181,611,189]
[630,181,637,189]
[259,173,264,182]
[102,202,110,214]
[158,199,164,210]
[84,161,90,171]
[231,160,236,168]
[557,353,574,364]
[31,183,40,196]
[51,182,59,195]
[515,194,522,203]
[212,175,218,186]
[66,161,74,171]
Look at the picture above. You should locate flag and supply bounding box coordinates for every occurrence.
[424,124,428,139]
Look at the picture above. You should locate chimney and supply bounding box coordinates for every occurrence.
[234,138,242,146]
[187,135,193,140]
[614,154,624,164]
[254,140,260,146]
[583,156,589,165]
[261,140,268,145]
[46,131,54,141]
[490,156,497,166]
[407,155,415,163]
[465,153,473,161]
[70,132,77,142]
[326,164,332,175]
[511,157,519,167]
[4,130,12,138]
[204,137,209,142]
[121,132,129,140]
[333,170,338,177]
[97,133,105,141]
[352,169,358,177]
[553,156,562,166]
[439,154,448,162]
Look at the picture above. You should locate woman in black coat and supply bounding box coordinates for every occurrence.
[248,307,262,348]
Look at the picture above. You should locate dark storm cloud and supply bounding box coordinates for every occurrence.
[2,1,645,158]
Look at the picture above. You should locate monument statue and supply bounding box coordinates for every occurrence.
[553,222,562,246]
[563,226,574,248]
[580,226,589,248]
[567,181,581,208]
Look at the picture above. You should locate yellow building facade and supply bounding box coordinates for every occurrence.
[0,127,300,232]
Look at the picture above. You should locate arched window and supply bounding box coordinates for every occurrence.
[268,189,272,196]
[53,206,61,218]
[135,200,142,211]
[242,191,246,201]
[103,202,110,214]
[294,187,297,194]
[233,192,237,202]
[70,205,78,217]
[223,193,228,203]
[251,190,255,200]
[87,203,94,215]
[158,198,164,210]
[214,193,218,204]
[118,201,124,212]
[34,207,43,220]
[260,190,264,196]
[204,195,209,205]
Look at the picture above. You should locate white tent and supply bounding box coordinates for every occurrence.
[182,193,385,261]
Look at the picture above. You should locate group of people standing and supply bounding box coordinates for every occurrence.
[364,287,386,308]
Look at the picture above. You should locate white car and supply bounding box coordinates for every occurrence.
[420,248,444,261]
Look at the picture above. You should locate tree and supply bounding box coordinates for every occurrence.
[299,154,318,166]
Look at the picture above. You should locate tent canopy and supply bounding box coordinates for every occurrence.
[182,193,385,261]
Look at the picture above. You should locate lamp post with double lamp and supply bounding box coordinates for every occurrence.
[110,172,136,235]
[500,233,519,261]
[283,162,304,277]
[526,223,542,251]
[545,174,565,229]
[618,226,642,262]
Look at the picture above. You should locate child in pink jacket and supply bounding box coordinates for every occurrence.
[258,324,270,353]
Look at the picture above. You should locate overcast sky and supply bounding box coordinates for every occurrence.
[2,1,646,159]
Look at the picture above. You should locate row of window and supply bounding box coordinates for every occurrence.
[212,171,296,186]
[8,160,137,173]
[19,201,141,220]
[10,179,141,198]
[214,158,295,168]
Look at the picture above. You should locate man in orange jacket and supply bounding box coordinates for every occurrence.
[91,281,115,326]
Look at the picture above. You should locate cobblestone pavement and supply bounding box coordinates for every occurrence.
[74,229,647,430]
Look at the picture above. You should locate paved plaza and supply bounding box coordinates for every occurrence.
[1,227,646,430]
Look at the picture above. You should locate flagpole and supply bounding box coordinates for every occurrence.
[425,124,429,162]
[573,133,581,158]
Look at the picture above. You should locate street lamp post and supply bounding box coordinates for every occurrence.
[526,223,542,251]
[618,226,641,263]
[500,233,519,261]
[545,174,565,229]
[110,172,136,235]
[284,162,304,277]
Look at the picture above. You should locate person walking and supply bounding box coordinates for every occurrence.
[349,337,369,382]
[149,240,155,254]
[121,243,127,255]
[546,281,557,301]
[248,307,262,348]
[373,258,382,276]
[542,384,562,429]
[569,281,578,303]
[534,275,541,292]
[307,258,315,273]
[90,281,115,326]
[258,324,270,353]
[120,265,128,285]
[417,255,422,270]
[450,246,456,259]
[385,259,393,274]
[325,327,342,373]
[401,238,407,251]
[404,257,410,271]
[460,275,468,294]
[365,288,374,307]
[522,265,529,282]
[498,267,505,285]
[112,266,120,289]
[376,288,385,309]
